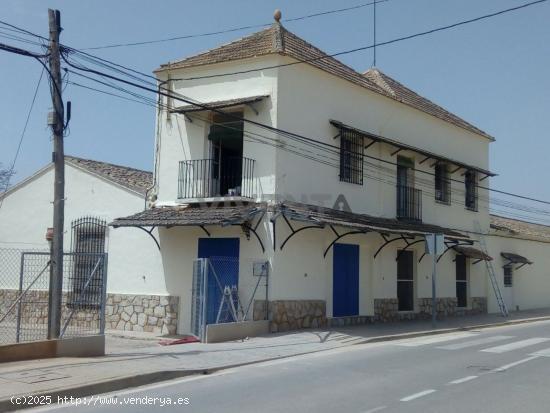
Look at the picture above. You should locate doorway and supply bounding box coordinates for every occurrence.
[332,243,359,317]
[208,113,244,196]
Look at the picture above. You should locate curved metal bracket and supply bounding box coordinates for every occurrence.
[323,230,367,258]
[241,223,265,253]
[436,240,473,263]
[280,225,325,250]
[395,239,425,261]
[135,226,161,251]
[374,235,408,259]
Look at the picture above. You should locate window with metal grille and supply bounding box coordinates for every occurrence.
[455,255,468,308]
[339,129,364,185]
[69,217,107,309]
[465,170,478,211]
[503,265,513,287]
[435,162,451,204]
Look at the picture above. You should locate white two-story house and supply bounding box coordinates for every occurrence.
[112,15,550,336]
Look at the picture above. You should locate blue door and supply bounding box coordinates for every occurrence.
[198,238,240,324]
[333,243,359,317]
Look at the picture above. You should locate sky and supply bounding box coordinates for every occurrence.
[1,0,549,222]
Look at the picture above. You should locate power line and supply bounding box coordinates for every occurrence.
[81,0,388,50]
[64,66,550,223]
[0,67,44,210]
[4,10,547,207]
[60,55,550,208]
[168,0,548,82]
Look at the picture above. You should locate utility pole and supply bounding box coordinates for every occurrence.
[47,9,65,339]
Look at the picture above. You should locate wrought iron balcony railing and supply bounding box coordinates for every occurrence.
[396,184,422,222]
[178,157,255,199]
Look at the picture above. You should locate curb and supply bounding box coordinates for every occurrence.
[1,315,549,412]
[351,315,550,346]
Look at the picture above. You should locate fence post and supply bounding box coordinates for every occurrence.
[16,253,25,343]
[99,253,108,335]
[201,258,208,342]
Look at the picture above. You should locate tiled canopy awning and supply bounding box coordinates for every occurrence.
[330,120,496,178]
[110,202,267,251]
[110,202,264,228]
[278,201,468,239]
[454,246,492,262]
[111,201,470,257]
[501,252,533,267]
[170,95,269,114]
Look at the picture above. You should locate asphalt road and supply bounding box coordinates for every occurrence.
[31,320,550,413]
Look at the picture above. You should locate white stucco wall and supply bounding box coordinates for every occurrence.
[0,163,165,295]
[485,232,550,313]
[275,58,492,234]
[158,223,269,334]
[155,57,283,203]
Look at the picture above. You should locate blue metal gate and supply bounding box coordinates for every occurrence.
[198,238,240,325]
[332,243,359,317]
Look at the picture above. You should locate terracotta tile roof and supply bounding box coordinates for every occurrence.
[490,214,550,242]
[156,22,492,140]
[363,69,494,140]
[110,202,264,227]
[66,156,152,195]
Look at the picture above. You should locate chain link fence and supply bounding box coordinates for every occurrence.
[0,248,107,345]
[191,257,268,341]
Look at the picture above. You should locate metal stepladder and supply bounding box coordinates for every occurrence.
[474,220,508,317]
[215,285,243,323]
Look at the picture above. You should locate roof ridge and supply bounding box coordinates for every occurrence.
[363,68,493,140]
[157,25,275,70]
[65,155,152,175]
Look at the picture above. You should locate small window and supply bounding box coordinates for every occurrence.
[339,129,364,185]
[455,255,468,308]
[465,170,478,211]
[435,162,450,204]
[397,250,414,311]
[503,265,513,287]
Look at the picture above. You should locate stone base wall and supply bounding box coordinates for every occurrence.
[418,297,458,319]
[253,300,327,333]
[106,294,179,335]
[374,298,399,322]
[0,289,179,335]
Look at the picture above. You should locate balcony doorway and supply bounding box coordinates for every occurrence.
[208,112,244,197]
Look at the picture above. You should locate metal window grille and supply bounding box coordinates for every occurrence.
[465,170,478,211]
[435,162,451,204]
[339,129,364,185]
[68,217,107,309]
[503,265,513,287]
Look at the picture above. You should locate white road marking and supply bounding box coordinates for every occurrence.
[481,337,550,353]
[363,406,387,413]
[447,375,478,385]
[395,332,477,347]
[400,389,437,401]
[437,335,514,350]
[492,356,540,372]
[529,347,550,357]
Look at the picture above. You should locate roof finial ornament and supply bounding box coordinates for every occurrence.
[274,9,282,23]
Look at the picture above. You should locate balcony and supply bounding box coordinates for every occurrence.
[396,185,422,222]
[178,157,255,199]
